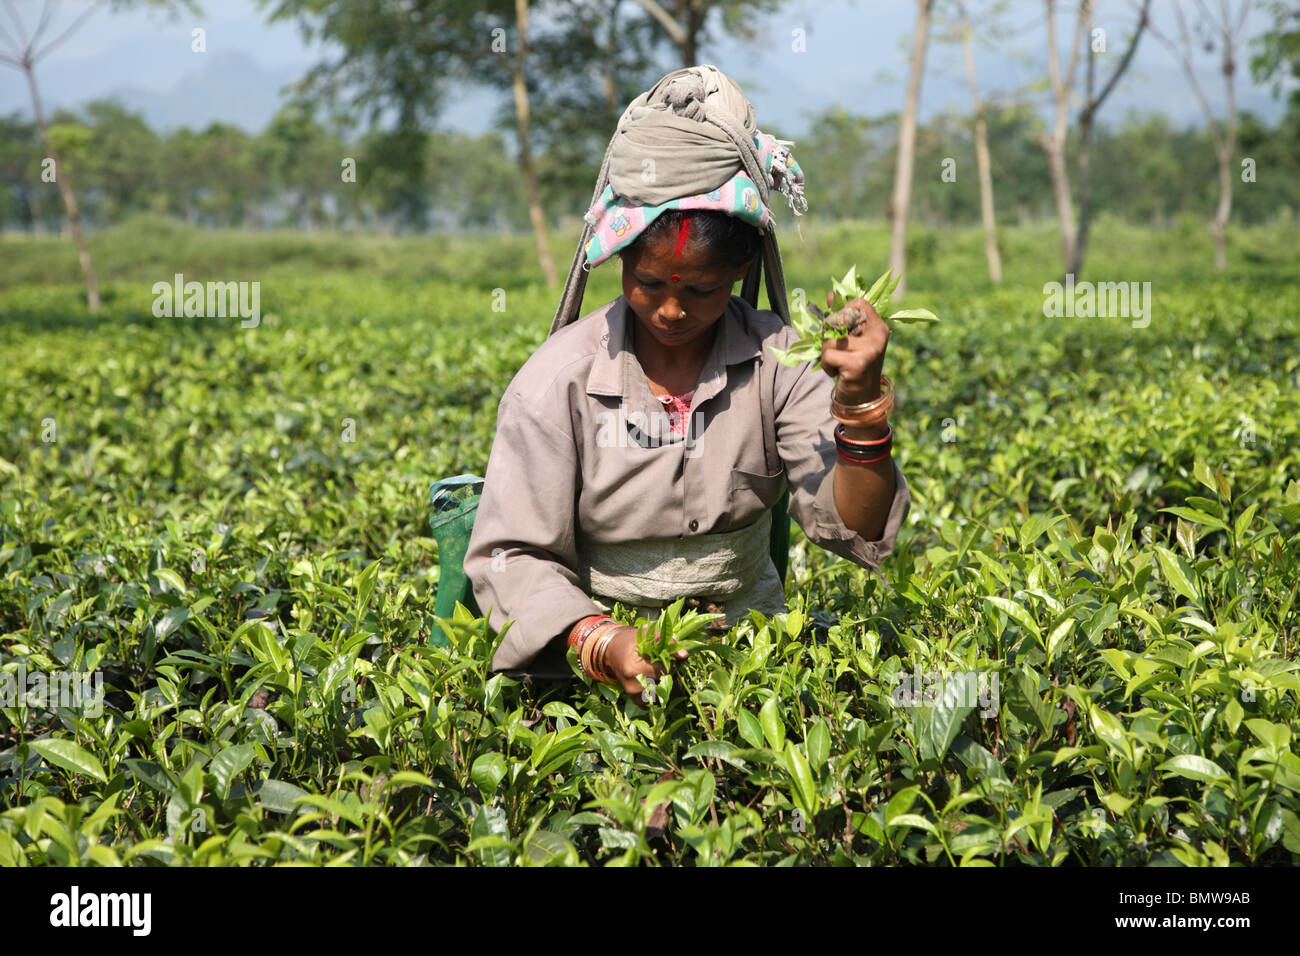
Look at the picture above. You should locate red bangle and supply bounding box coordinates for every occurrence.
[835,423,893,465]
[569,615,615,650]
[835,423,893,447]
[837,445,892,466]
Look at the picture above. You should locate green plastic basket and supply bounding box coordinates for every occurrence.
[428,475,485,631]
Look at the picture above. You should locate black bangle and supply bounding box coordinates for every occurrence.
[835,423,893,458]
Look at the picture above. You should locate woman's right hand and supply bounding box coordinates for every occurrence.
[603,626,688,696]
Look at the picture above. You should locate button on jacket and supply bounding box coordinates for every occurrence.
[464,293,912,679]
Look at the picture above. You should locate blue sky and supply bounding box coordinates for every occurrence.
[0,0,1288,138]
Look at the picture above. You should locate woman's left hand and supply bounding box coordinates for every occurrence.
[818,293,889,403]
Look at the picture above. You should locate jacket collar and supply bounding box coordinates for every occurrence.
[586,294,763,408]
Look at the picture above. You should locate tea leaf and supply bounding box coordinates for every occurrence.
[28,739,108,784]
[759,696,785,752]
[885,308,940,324]
[1156,755,1230,784]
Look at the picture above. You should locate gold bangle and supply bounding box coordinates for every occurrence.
[591,632,614,684]
[587,623,621,684]
[579,624,602,676]
[582,626,609,677]
[593,634,619,684]
[831,378,894,426]
[832,393,894,428]
[832,400,892,429]
[831,375,893,417]
[580,623,603,679]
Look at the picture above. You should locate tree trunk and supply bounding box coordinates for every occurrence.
[634,0,694,68]
[1148,1,1242,271]
[888,0,933,300]
[25,61,99,313]
[1040,0,1085,275]
[512,0,558,288]
[1072,142,1094,277]
[1042,135,1075,271]
[1211,144,1231,270]
[601,0,619,112]
[1212,26,1238,272]
[958,3,1001,284]
[1070,4,1096,279]
[1071,0,1150,276]
[971,114,1001,284]
[682,0,700,66]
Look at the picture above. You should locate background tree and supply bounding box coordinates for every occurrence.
[258,0,502,231]
[1247,1,1300,221]
[426,130,527,232]
[889,0,935,299]
[257,0,658,276]
[940,0,1008,283]
[632,0,784,68]
[1249,0,1300,122]
[1149,0,1251,270]
[1038,0,1088,273]
[798,107,897,219]
[0,0,198,311]
[79,100,161,224]
[1070,0,1150,276]
[0,113,41,233]
[43,112,94,231]
[509,0,556,286]
[513,1,670,229]
[356,126,428,233]
[258,103,347,231]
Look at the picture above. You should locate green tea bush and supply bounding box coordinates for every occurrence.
[1,222,1298,865]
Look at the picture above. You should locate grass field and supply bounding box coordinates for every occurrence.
[2,215,1299,865]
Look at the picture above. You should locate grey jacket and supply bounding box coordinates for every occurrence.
[464,293,911,678]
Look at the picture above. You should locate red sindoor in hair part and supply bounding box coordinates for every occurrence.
[672,216,691,261]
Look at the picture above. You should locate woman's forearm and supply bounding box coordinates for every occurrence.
[831,420,896,541]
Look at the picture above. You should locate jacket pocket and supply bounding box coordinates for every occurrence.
[727,467,787,526]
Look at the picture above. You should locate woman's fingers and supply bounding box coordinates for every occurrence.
[820,296,890,397]
[604,628,692,696]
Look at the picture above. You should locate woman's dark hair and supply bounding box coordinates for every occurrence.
[617,208,762,271]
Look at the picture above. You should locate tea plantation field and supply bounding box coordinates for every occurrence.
[2,216,1298,865]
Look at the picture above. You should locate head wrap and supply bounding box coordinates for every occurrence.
[549,65,807,336]
[582,129,804,268]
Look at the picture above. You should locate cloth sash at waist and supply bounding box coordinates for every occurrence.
[575,510,788,626]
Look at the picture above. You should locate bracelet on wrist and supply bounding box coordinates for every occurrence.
[580,624,605,677]
[836,445,892,466]
[569,615,615,649]
[589,625,620,684]
[836,422,893,447]
[832,374,892,410]
[585,623,621,684]
[835,423,894,466]
[570,615,616,677]
[831,374,894,425]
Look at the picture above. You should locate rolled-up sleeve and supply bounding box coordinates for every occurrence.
[772,340,912,582]
[464,389,604,678]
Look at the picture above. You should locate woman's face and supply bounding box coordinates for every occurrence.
[620,235,752,353]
